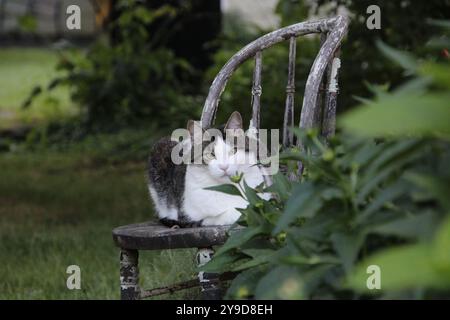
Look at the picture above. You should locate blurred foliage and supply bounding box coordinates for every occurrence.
[23,0,202,133]
[20,0,450,135]
[136,0,450,127]
[206,133,449,299]
[341,31,450,140]
[17,14,38,33]
[277,0,450,111]
[206,0,449,128]
[204,25,450,299]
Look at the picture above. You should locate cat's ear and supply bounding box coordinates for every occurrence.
[225,111,243,130]
[187,120,203,139]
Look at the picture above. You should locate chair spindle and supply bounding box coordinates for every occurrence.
[283,36,297,148]
[313,33,328,129]
[251,51,262,130]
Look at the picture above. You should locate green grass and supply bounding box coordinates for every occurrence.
[0,152,199,299]
[0,48,78,129]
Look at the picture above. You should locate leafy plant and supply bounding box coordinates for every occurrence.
[203,25,450,299]
[204,131,448,299]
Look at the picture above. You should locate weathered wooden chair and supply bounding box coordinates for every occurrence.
[112,15,349,300]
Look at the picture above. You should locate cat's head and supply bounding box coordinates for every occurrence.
[186,111,259,183]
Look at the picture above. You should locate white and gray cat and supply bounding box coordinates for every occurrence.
[147,111,269,227]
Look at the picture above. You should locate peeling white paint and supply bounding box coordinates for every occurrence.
[328,57,341,93]
[121,284,138,289]
[197,248,214,266]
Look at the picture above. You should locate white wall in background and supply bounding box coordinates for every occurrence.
[221,0,280,30]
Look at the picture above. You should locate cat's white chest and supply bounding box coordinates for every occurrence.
[183,165,266,225]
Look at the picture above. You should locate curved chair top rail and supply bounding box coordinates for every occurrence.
[200,15,349,137]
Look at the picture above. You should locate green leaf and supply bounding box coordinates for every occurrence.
[362,140,421,179]
[341,92,450,139]
[243,179,260,205]
[282,254,340,266]
[356,180,408,224]
[348,140,383,167]
[254,266,304,299]
[265,171,292,201]
[242,248,276,259]
[215,226,266,257]
[356,141,424,203]
[273,182,323,234]
[226,265,268,299]
[365,82,390,99]
[394,77,431,96]
[204,184,242,197]
[353,95,374,105]
[232,249,277,271]
[376,40,418,72]
[419,62,450,89]
[331,232,366,273]
[357,139,423,198]
[432,216,450,277]
[244,207,266,227]
[289,214,333,241]
[405,173,450,210]
[347,244,445,292]
[370,211,438,240]
[296,264,338,297]
[321,187,345,201]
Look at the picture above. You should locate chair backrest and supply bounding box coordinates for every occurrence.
[200,15,349,149]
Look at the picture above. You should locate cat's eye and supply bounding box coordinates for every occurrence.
[204,151,215,162]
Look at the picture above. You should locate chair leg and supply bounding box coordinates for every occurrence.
[120,249,140,300]
[197,247,222,300]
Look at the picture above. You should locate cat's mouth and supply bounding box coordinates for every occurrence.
[220,170,241,179]
[217,171,235,179]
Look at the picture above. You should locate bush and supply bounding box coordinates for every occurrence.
[24,0,202,133]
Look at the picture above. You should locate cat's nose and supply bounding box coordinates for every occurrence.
[219,163,229,171]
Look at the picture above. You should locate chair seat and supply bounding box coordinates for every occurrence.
[112,221,233,250]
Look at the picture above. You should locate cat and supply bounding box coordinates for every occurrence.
[147,111,270,227]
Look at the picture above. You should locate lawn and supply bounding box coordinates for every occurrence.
[0,47,203,299]
[0,151,199,299]
[0,47,78,129]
